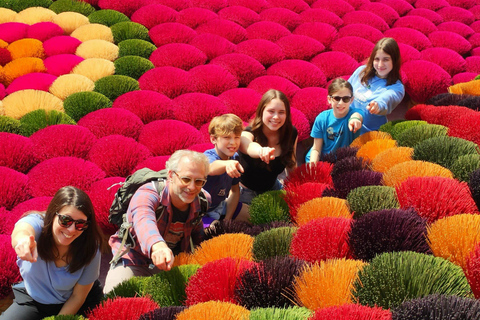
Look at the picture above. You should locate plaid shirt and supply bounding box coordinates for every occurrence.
[109,180,210,266]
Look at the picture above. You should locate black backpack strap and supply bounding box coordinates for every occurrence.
[198,190,209,214]
[153,179,167,221]
[188,190,209,254]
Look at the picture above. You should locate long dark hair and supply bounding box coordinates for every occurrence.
[37,186,103,273]
[361,37,402,86]
[251,89,296,168]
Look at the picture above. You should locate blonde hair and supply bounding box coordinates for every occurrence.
[208,113,243,137]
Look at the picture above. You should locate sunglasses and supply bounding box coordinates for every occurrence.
[173,171,207,187]
[329,95,353,103]
[56,213,89,231]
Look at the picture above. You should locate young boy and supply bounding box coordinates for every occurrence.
[203,114,250,224]
[306,78,364,163]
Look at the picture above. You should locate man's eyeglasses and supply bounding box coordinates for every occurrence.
[173,171,207,187]
[56,213,89,231]
[329,95,353,103]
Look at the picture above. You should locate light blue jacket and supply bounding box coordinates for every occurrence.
[348,65,405,134]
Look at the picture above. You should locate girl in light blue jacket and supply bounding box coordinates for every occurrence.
[349,37,405,134]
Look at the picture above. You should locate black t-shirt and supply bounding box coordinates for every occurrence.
[239,126,297,194]
[170,205,190,255]
[171,205,189,223]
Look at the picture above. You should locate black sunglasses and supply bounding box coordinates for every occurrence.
[173,171,207,187]
[329,95,352,103]
[56,213,89,231]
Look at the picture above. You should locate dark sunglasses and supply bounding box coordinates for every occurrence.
[173,171,207,187]
[56,213,89,231]
[329,95,352,103]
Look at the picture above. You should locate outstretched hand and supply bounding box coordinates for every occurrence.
[15,235,38,263]
[151,241,174,271]
[259,147,275,164]
[366,101,380,114]
[348,118,362,133]
[225,160,244,178]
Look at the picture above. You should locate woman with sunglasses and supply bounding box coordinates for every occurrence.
[1,186,104,319]
[305,78,364,163]
[348,37,405,134]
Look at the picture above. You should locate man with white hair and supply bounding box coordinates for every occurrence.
[104,150,210,293]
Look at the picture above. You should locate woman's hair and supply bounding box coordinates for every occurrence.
[328,78,353,96]
[166,149,210,176]
[37,186,104,273]
[251,89,296,168]
[361,37,402,86]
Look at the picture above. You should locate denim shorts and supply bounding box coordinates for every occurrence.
[239,179,283,205]
[206,200,242,220]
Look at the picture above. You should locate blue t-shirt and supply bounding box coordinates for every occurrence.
[305,108,363,162]
[348,65,405,134]
[16,214,101,304]
[203,148,240,211]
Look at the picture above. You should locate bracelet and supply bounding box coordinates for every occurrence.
[349,116,362,122]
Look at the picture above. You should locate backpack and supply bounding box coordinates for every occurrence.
[109,168,169,228]
[108,167,208,267]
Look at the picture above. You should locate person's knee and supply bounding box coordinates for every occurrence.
[0,302,39,320]
[272,179,283,190]
[236,204,250,222]
[239,187,256,205]
[103,264,135,294]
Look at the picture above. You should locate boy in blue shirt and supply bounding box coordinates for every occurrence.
[203,114,250,225]
[305,78,364,162]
